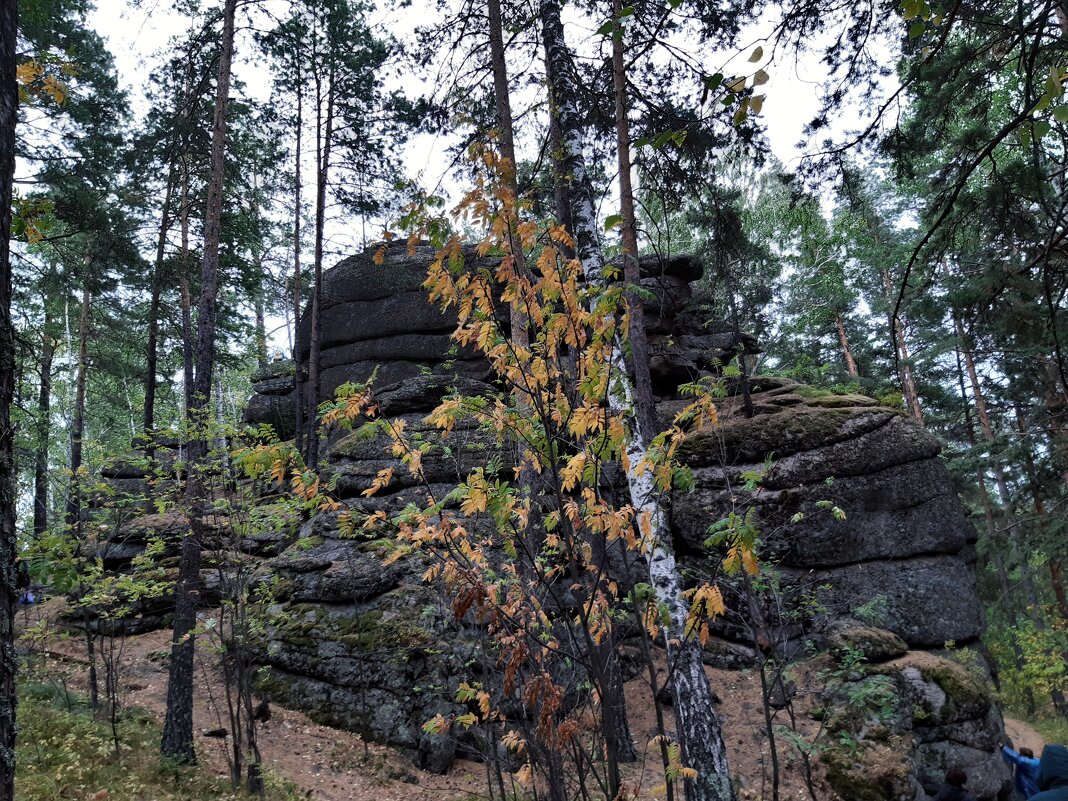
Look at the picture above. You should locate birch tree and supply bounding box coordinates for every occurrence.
[540,1,733,797]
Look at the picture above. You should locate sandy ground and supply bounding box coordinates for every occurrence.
[20,598,837,801]
[1003,717,1046,756]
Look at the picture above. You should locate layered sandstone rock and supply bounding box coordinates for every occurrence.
[97,243,1008,797]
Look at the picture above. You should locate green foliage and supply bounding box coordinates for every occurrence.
[987,615,1068,712]
[14,682,299,801]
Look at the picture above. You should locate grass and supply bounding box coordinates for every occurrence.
[15,680,301,801]
[1009,708,1068,748]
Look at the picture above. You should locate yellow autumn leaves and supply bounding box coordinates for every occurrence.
[17,59,71,105]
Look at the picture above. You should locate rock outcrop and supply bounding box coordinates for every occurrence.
[101,243,1008,798]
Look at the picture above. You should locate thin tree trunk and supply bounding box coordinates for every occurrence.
[180,155,194,416]
[305,66,334,471]
[33,314,54,539]
[251,171,268,371]
[66,283,91,527]
[0,0,21,788]
[955,317,1064,712]
[254,293,268,369]
[547,112,575,257]
[834,313,860,378]
[292,69,305,455]
[1049,561,1068,623]
[162,0,238,762]
[881,269,922,422]
[539,3,733,797]
[145,172,175,449]
[487,0,529,355]
[611,0,655,438]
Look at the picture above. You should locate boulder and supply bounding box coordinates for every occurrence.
[92,241,1002,783]
[822,651,1011,801]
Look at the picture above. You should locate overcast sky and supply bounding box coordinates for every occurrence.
[88,0,851,174]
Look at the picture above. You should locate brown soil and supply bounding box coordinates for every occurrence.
[20,599,835,801]
[1003,717,1045,756]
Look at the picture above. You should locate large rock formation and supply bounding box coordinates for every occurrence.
[105,243,1008,799]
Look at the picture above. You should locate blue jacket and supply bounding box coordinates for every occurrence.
[1033,745,1068,801]
[1003,746,1041,798]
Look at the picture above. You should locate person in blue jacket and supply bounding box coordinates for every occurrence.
[1001,741,1041,799]
[1033,744,1068,801]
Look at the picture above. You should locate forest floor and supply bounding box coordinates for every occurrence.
[17,597,838,801]
[1003,716,1045,755]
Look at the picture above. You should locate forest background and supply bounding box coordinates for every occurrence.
[0,0,1065,796]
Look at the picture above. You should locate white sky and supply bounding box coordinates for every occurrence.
[85,0,892,354]
[88,0,849,173]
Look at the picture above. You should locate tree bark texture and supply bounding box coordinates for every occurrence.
[0,0,20,789]
[611,0,656,440]
[882,268,922,423]
[487,0,529,355]
[162,0,238,762]
[145,171,175,444]
[292,69,305,458]
[539,3,733,797]
[66,283,90,528]
[33,314,54,539]
[834,313,860,378]
[304,66,334,471]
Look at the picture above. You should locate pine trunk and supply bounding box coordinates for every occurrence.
[539,3,733,797]
[834,313,860,377]
[254,294,268,369]
[292,71,305,457]
[33,315,54,539]
[251,172,268,370]
[66,284,91,528]
[145,173,175,446]
[881,268,922,422]
[162,0,238,762]
[0,0,20,788]
[305,68,334,471]
[487,0,529,353]
[179,155,194,415]
[611,0,655,439]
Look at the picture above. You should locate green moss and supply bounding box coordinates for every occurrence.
[867,654,992,724]
[251,360,296,382]
[678,407,859,466]
[823,741,914,801]
[828,624,908,663]
[916,659,991,716]
[805,393,881,408]
[792,385,837,398]
[330,610,430,652]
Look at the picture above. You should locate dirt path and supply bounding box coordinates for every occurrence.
[22,599,835,801]
[1004,717,1046,755]
[24,600,484,801]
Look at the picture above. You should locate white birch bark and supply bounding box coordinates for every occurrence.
[539,1,734,797]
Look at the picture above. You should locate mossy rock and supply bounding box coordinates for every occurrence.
[678,406,887,466]
[330,609,431,652]
[251,359,296,382]
[872,653,992,726]
[828,622,908,663]
[823,738,918,801]
[804,393,881,408]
